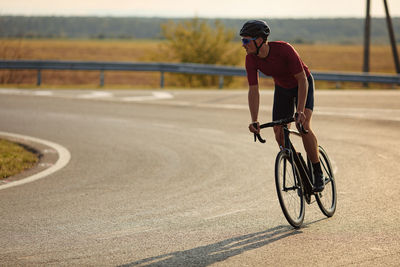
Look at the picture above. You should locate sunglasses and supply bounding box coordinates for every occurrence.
[241,37,257,45]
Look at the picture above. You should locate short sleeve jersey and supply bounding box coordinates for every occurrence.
[245,41,310,89]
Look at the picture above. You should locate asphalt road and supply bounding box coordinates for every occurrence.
[0,88,399,266]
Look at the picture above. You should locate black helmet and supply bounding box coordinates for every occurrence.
[240,20,270,40]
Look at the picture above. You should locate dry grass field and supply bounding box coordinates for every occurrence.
[1,39,399,89]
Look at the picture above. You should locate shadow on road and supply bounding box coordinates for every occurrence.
[119,225,301,267]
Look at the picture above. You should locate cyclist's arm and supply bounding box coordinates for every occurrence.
[248,85,260,133]
[245,54,260,131]
[248,84,260,132]
[294,71,308,122]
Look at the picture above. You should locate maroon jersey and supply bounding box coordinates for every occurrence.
[245,41,310,89]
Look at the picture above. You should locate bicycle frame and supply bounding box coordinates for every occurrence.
[282,125,315,198]
[254,117,315,199]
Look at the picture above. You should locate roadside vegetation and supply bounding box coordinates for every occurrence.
[0,139,38,179]
[158,18,240,87]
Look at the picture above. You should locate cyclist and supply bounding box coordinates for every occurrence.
[240,20,324,192]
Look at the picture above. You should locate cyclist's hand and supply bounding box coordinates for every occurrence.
[295,111,306,125]
[249,122,260,134]
[295,112,308,134]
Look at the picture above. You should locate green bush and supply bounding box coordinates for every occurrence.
[160,18,241,87]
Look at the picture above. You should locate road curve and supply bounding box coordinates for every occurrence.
[0,89,399,266]
[0,131,71,190]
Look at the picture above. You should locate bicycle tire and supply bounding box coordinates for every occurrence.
[275,150,305,228]
[315,146,337,217]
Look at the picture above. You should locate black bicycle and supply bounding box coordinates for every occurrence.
[253,116,337,228]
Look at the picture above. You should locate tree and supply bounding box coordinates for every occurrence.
[160,18,241,87]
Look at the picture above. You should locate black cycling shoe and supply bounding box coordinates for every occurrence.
[312,162,325,192]
[314,172,325,192]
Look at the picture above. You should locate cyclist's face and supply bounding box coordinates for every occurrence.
[242,36,258,54]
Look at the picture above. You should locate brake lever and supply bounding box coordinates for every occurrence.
[297,123,309,134]
[252,123,266,143]
[294,113,309,135]
[294,121,308,134]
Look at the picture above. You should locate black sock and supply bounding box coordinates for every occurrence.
[312,162,322,176]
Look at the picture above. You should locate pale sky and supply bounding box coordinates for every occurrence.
[1,0,399,18]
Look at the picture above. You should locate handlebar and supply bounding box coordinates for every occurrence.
[253,115,308,143]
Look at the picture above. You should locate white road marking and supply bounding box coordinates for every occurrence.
[34,91,53,96]
[122,91,173,101]
[153,91,174,99]
[0,132,71,191]
[0,89,27,95]
[195,103,248,110]
[78,91,113,99]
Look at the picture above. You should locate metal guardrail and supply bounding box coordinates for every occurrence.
[1,60,399,88]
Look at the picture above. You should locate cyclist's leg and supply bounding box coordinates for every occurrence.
[273,84,295,148]
[273,126,284,148]
[303,115,324,192]
[294,74,319,162]
[298,75,324,191]
[301,108,319,163]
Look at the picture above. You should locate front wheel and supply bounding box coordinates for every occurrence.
[315,146,337,217]
[275,150,305,228]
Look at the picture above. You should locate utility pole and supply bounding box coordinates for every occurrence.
[383,0,400,74]
[363,0,400,87]
[363,0,371,87]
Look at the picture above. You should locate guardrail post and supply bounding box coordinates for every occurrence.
[160,71,165,88]
[100,70,104,87]
[37,69,41,86]
[219,75,224,89]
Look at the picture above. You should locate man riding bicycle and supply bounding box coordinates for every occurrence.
[240,20,324,192]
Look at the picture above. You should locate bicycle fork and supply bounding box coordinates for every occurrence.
[282,152,300,192]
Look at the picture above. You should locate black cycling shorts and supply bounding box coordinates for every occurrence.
[272,74,315,121]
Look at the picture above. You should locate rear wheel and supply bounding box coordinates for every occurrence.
[315,146,337,217]
[275,150,305,228]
